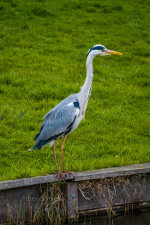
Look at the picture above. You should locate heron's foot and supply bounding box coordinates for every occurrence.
[63,170,75,179]
[56,172,66,181]
[56,171,75,181]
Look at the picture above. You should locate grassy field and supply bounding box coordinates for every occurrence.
[0,0,150,181]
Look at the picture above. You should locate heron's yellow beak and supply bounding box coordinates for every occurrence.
[105,49,123,55]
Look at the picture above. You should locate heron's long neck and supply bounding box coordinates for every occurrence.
[79,53,95,114]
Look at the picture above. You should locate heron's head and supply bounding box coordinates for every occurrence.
[87,44,122,57]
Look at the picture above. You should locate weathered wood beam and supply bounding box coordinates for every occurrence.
[0,163,150,223]
[0,163,150,190]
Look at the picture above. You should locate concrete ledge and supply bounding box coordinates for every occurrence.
[0,163,150,190]
[0,163,150,223]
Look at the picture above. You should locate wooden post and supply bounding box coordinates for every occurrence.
[66,182,79,221]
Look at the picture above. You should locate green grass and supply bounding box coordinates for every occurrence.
[0,0,150,181]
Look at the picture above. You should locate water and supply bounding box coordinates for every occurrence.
[70,211,150,225]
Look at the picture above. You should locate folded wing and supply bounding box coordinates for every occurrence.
[34,97,80,150]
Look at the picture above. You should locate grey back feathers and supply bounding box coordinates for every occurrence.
[34,94,80,150]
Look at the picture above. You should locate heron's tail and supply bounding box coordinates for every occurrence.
[34,134,53,150]
[34,139,51,150]
[33,132,42,150]
[34,125,55,149]
[33,145,41,150]
[34,140,46,150]
[34,132,40,141]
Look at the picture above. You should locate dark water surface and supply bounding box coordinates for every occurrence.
[69,211,150,225]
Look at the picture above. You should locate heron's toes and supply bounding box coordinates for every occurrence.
[56,172,65,181]
[56,171,75,181]
[63,171,75,179]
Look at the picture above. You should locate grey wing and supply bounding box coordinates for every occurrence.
[43,94,78,120]
[34,97,80,149]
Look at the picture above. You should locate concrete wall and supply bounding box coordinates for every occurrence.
[0,163,150,223]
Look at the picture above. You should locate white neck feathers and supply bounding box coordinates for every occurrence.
[78,52,95,114]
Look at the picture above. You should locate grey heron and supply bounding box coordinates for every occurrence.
[34,44,122,177]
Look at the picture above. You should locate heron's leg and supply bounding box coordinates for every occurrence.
[61,135,67,173]
[52,139,59,173]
